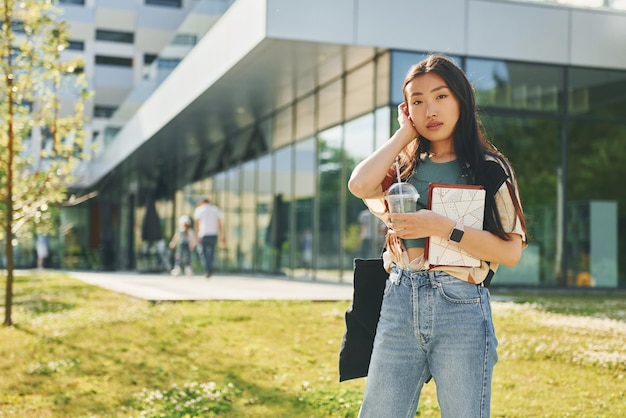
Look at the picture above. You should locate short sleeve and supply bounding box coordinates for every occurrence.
[494,181,527,246]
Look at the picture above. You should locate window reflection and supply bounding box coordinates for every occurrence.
[223,168,241,271]
[568,121,625,287]
[240,160,256,270]
[256,154,273,272]
[317,126,343,279]
[213,172,227,271]
[375,106,391,149]
[466,59,562,111]
[272,146,293,274]
[391,51,461,104]
[294,137,316,279]
[344,114,382,267]
[483,116,560,285]
[568,67,626,118]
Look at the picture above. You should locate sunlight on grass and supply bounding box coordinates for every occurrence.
[1,271,625,417]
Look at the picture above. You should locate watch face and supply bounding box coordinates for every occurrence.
[450,228,464,243]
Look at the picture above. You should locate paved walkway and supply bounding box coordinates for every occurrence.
[67,271,354,302]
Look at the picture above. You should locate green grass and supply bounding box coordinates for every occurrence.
[1,271,625,417]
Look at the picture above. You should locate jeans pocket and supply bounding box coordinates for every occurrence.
[437,277,481,304]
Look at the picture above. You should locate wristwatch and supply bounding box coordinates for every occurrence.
[449,222,465,243]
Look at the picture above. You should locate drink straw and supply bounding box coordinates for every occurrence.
[395,157,402,183]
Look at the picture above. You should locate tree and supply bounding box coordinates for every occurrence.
[1,0,89,326]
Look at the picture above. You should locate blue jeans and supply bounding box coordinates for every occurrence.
[199,235,217,274]
[175,243,191,268]
[359,266,498,418]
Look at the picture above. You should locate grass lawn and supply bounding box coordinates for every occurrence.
[1,271,625,417]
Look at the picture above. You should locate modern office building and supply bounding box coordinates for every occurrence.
[50,0,626,287]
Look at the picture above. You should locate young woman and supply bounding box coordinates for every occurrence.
[348,54,527,417]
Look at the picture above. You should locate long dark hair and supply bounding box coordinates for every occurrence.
[397,54,525,241]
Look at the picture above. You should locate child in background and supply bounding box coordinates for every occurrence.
[169,215,196,276]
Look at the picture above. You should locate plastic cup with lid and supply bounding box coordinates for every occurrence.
[384,182,420,213]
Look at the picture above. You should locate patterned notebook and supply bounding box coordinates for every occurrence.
[425,183,486,267]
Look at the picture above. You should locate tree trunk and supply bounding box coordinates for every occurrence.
[3,101,15,325]
[3,76,15,326]
[3,2,15,326]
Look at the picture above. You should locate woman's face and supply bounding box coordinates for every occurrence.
[404,72,460,147]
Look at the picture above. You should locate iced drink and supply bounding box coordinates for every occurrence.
[384,182,419,213]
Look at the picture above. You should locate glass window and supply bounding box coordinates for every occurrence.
[212,172,227,271]
[390,51,460,104]
[11,20,24,33]
[568,121,626,287]
[318,79,342,131]
[343,114,385,269]
[222,167,241,271]
[272,146,293,274]
[345,62,375,121]
[95,55,133,67]
[157,58,180,69]
[568,67,626,118]
[483,116,560,286]
[466,58,562,111]
[294,137,316,278]
[144,54,157,65]
[375,106,391,148]
[240,160,257,271]
[317,125,343,279]
[94,105,117,118]
[256,154,273,272]
[145,0,182,7]
[172,34,196,46]
[95,29,134,44]
[67,40,84,51]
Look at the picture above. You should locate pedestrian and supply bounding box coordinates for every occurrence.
[169,215,196,276]
[193,197,225,277]
[36,233,49,270]
[347,54,527,417]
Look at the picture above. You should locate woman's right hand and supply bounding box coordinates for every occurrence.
[397,103,417,137]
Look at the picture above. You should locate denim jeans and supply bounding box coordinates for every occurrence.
[199,235,218,274]
[359,266,498,418]
[175,243,191,268]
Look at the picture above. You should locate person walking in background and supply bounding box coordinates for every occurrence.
[348,54,527,417]
[36,233,49,270]
[194,197,225,278]
[169,215,196,276]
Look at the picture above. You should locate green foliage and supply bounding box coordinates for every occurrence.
[0,0,89,236]
[1,0,90,326]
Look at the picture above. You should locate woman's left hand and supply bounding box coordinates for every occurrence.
[387,210,453,240]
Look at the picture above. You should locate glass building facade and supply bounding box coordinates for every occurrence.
[60,48,626,288]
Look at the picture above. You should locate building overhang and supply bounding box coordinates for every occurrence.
[74,0,626,195]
